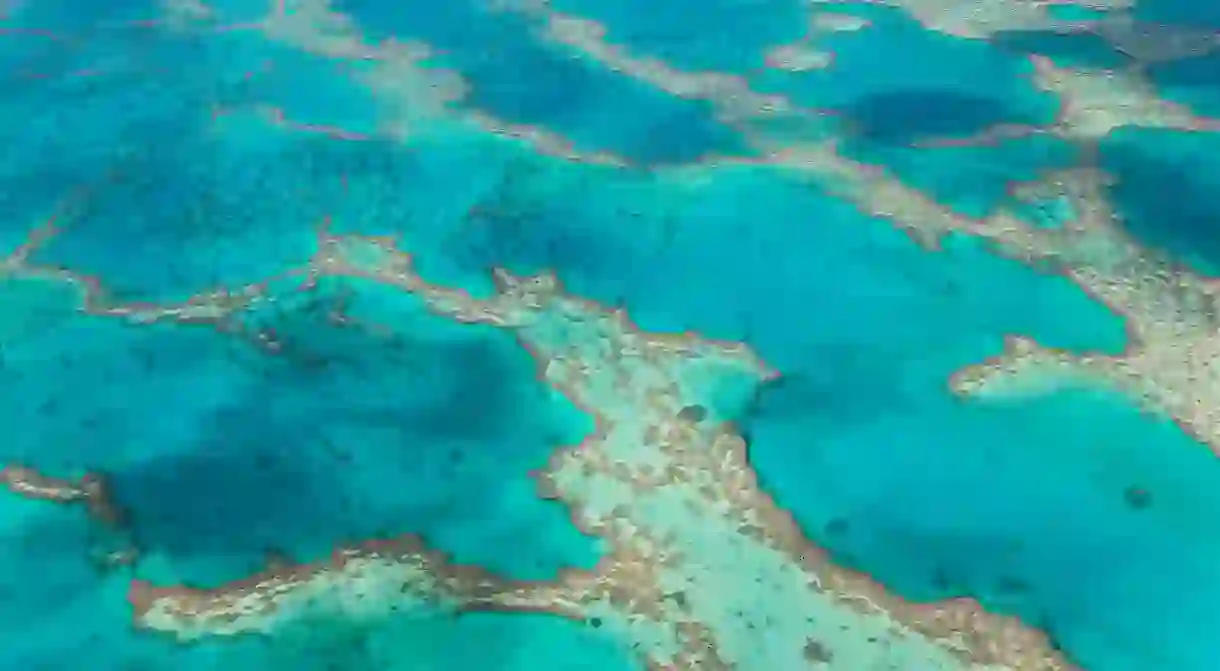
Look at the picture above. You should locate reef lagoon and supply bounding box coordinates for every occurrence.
[4,0,1220,669]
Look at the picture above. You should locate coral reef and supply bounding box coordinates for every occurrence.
[8,0,1220,668]
[125,231,1071,670]
[0,464,136,567]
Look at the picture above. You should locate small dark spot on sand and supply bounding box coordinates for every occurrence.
[265,548,292,570]
[1124,486,1152,510]
[1034,609,1056,632]
[930,565,953,592]
[996,575,1030,594]
[824,518,849,536]
[589,617,603,628]
[677,404,708,423]
[834,550,859,568]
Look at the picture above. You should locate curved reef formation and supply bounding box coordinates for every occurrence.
[0,464,137,568]
[944,165,1220,455]
[744,122,1220,456]
[6,0,1220,669]
[909,56,1220,147]
[125,231,1071,670]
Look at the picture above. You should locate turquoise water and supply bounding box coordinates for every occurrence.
[1099,127,1220,275]
[5,0,1220,669]
[544,0,808,73]
[339,0,746,164]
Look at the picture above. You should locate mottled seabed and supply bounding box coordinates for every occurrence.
[4,0,1220,670]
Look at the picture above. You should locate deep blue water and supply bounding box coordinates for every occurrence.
[5,0,1220,669]
[1099,127,1220,275]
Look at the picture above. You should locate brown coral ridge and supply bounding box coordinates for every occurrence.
[748,449,1063,669]
[937,162,1220,456]
[910,54,1220,149]
[0,465,123,524]
[0,465,138,567]
[0,185,314,340]
[0,464,93,503]
[128,534,530,622]
[126,531,630,650]
[750,120,1220,456]
[611,415,1073,671]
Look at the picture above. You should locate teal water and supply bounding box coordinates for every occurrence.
[5,0,1220,669]
[2,487,625,669]
[339,0,746,164]
[1099,127,1220,275]
[543,0,808,73]
[756,7,1062,131]
[840,133,1080,218]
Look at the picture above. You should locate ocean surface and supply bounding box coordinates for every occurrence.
[3,0,1220,669]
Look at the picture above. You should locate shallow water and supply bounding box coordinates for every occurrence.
[4,0,1220,669]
